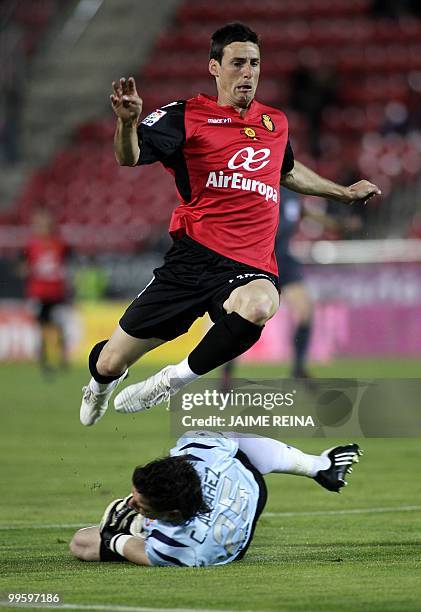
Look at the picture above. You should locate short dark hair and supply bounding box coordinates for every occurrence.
[209,22,260,64]
[132,455,210,522]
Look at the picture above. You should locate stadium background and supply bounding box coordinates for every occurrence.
[0,1,420,611]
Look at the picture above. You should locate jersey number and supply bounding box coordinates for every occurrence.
[213,476,250,555]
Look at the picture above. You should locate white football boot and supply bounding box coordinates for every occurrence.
[80,369,128,426]
[114,365,179,413]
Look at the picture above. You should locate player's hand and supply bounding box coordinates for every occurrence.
[110,77,143,125]
[99,496,137,534]
[344,180,381,205]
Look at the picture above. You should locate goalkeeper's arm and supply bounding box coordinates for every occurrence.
[101,529,151,565]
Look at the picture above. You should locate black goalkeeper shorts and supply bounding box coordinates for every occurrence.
[119,235,279,341]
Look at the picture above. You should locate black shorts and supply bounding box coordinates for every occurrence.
[119,235,279,341]
[277,251,304,288]
[233,449,267,562]
[33,300,64,324]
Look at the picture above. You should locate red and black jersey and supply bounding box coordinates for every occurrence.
[25,236,68,301]
[137,94,293,275]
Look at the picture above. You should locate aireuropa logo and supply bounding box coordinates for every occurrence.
[205,146,277,203]
[227,147,271,172]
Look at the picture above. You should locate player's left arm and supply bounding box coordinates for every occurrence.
[100,529,151,565]
[281,160,381,205]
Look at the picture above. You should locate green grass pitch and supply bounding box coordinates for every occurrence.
[1,360,420,611]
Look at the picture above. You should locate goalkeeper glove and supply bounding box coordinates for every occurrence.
[99,496,138,550]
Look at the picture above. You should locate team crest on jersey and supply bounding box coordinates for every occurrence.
[141,109,167,126]
[261,113,275,132]
[241,127,258,140]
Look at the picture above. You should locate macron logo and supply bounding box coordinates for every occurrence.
[208,117,232,124]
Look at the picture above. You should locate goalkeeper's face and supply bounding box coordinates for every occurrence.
[129,487,182,522]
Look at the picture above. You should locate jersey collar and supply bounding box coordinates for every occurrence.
[198,93,259,120]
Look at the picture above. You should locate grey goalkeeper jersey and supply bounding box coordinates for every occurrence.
[141,433,261,567]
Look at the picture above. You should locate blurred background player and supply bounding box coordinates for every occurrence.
[221,187,315,390]
[69,432,362,567]
[220,186,366,390]
[276,188,314,379]
[21,209,70,375]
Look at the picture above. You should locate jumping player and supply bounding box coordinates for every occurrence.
[80,23,380,426]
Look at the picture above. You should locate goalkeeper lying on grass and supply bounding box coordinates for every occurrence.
[70,432,362,567]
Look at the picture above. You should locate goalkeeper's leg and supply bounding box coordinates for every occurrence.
[226,433,362,492]
[227,434,330,476]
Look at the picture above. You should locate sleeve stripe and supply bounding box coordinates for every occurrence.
[149,529,188,548]
[281,139,294,176]
[184,453,205,462]
[178,443,218,451]
[151,546,187,567]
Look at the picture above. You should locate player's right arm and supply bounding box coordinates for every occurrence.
[281,160,381,205]
[111,77,143,166]
[116,535,151,565]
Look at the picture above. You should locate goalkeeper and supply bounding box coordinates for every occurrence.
[70,433,362,567]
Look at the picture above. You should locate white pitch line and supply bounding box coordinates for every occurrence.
[0,523,92,531]
[0,505,420,531]
[264,504,421,518]
[0,604,241,612]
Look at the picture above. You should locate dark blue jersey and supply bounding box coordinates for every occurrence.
[276,188,302,257]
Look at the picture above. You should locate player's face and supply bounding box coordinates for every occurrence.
[32,210,53,236]
[209,41,260,110]
[129,487,176,521]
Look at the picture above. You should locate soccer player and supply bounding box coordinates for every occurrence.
[70,432,362,567]
[22,209,70,375]
[80,23,381,426]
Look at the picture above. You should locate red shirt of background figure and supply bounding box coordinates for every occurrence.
[26,235,68,302]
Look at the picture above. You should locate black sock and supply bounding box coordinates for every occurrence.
[293,322,312,375]
[88,340,121,384]
[188,313,263,376]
